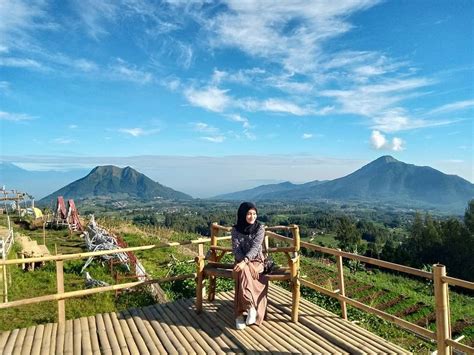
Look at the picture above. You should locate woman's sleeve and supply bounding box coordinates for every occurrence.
[231,228,246,262]
[245,226,264,261]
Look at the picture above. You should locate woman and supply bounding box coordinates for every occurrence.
[231,202,268,330]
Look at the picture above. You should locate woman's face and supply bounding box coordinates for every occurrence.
[246,209,257,224]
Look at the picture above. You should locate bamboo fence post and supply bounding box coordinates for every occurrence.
[43,222,46,246]
[2,234,7,303]
[56,260,65,325]
[290,224,300,322]
[195,243,204,313]
[433,264,451,355]
[336,250,347,320]
[208,222,218,301]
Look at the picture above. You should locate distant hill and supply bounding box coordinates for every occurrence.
[39,165,192,204]
[0,162,89,200]
[216,181,299,200]
[214,156,474,213]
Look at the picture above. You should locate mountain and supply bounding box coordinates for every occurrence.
[39,165,192,204]
[0,162,89,200]
[214,156,474,212]
[215,181,299,200]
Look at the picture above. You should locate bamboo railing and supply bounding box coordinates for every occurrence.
[0,236,230,326]
[296,239,474,355]
[1,224,473,355]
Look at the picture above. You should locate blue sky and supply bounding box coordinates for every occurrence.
[0,0,473,197]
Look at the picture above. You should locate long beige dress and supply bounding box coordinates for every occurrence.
[234,261,268,324]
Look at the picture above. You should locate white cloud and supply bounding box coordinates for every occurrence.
[118,127,160,137]
[201,136,225,143]
[391,137,404,151]
[68,124,78,129]
[109,59,153,84]
[208,1,380,73]
[177,41,193,69]
[261,98,312,116]
[0,57,43,69]
[73,59,98,72]
[192,122,233,142]
[184,86,230,112]
[242,98,312,116]
[0,111,34,122]
[227,114,255,140]
[52,138,73,144]
[321,76,458,132]
[370,130,386,149]
[0,0,55,49]
[371,110,454,132]
[192,122,219,133]
[428,99,474,115]
[0,81,10,92]
[74,0,119,39]
[302,133,313,139]
[227,114,250,129]
[370,130,404,151]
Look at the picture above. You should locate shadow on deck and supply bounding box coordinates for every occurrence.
[0,285,410,354]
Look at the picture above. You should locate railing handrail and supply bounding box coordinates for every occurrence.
[0,235,231,266]
[210,222,473,354]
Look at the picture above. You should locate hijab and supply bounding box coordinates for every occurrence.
[234,201,261,235]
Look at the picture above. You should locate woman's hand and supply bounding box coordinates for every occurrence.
[249,263,259,280]
[233,260,247,272]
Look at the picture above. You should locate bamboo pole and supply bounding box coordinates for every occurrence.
[0,237,232,267]
[31,324,44,355]
[445,338,474,354]
[442,275,474,290]
[43,222,46,246]
[108,312,131,354]
[79,317,92,355]
[195,243,205,313]
[300,240,433,280]
[265,230,294,244]
[49,323,58,355]
[2,237,7,303]
[336,252,347,320]
[56,260,65,326]
[41,323,52,355]
[290,225,300,323]
[265,225,293,231]
[208,223,218,301]
[434,264,451,355]
[0,274,195,310]
[290,224,300,252]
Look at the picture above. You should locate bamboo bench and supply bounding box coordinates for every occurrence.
[195,223,301,322]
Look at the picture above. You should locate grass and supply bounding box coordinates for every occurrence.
[303,232,339,247]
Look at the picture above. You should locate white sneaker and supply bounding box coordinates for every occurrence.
[235,316,246,330]
[246,307,257,325]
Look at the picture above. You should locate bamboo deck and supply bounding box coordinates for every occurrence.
[0,285,411,354]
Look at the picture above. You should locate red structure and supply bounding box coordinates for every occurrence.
[67,199,83,231]
[53,196,83,231]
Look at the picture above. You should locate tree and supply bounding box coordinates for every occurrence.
[335,216,362,252]
[464,199,474,234]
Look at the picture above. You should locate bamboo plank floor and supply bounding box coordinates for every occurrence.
[0,285,411,354]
